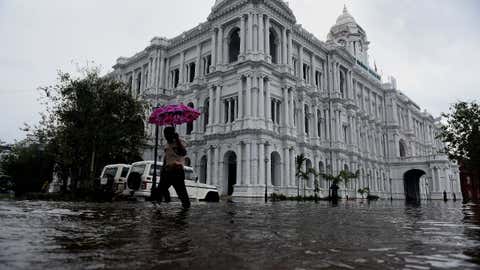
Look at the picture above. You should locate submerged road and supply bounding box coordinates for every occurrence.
[0,199,479,269]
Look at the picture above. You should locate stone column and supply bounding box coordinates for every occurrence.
[259,76,265,119]
[246,75,252,119]
[252,75,258,118]
[237,142,243,185]
[240,15,246,56]
[290,149,295,186]
[283,87,289,127]
[213,146,219,186]
[195,44,201,79]
[258,14,264,55]
[314,105,319,138]
[311,54,315,88]
[285,147,291,187]
[283,148,289,187]
[282,27,287,65]
[179,51,185,85]
[288,30,293,69]
[211,28,217,70]
[265,16,271,61]
[265,78,271,122]
[219,149,224,188]
[248,13,253,53]
[252,143,258,185]
[208,87,214,126]
[207,147,213,185]
[215,85,222,125]
[299,45,304,81]
[217,26,223,66]
[158,57,165,90]
[259,143,265,186]
[265,143,271,186]
[289,90,294,128]
[245,142,251,185]
[165,57,170,89]
[238,77,244,120]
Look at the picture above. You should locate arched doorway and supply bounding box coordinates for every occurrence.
[404,169,426,202]
[271,152,282,186]
[224,151,237,195]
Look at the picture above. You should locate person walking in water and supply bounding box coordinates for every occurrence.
[158,126,191,208]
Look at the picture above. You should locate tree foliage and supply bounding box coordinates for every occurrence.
[1,142,54,195]
[439,101,480,170]
[295,154,317,197]
[321,170,359,186]
[28,67,147,191]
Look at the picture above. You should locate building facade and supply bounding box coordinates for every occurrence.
[111,0,462,200]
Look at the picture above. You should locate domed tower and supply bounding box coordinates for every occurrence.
[327,5,370,65]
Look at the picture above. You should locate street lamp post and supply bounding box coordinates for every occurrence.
[151,123,159,199]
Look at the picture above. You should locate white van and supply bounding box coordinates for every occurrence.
[99,164,131,194]
[123,161,219,202]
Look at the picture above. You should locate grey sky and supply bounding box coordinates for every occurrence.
[0,0,478,143]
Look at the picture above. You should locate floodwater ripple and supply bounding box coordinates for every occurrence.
[0,199,479,270]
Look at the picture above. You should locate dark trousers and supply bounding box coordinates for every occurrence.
[158,168,191,208]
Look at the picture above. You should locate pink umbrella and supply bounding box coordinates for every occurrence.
[149,103,201,126]
[148,104,201,200]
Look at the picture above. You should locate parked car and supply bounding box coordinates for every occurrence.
[99,164,131,194]
[124,161,219,202]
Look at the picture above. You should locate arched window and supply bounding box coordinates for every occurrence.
[269,29,278,64]
[187,102,194,135]
[203,99,209,132]
[228,28,241,63]
[399,139,407,158]
[188,62,196,83]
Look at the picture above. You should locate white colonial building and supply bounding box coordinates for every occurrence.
[111,0,461,200]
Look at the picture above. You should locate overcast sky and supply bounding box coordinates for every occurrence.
[0,0,479,143]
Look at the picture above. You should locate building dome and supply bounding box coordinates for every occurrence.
[335,5,356,26]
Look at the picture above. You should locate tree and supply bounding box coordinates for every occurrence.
[321,170,359,200]
[357,187,370,199]
[438,101,480,170]
[295,154,317,198]
[29,67,147,192]
[1,141,54,195]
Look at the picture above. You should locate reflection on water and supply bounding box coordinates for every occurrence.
[0,199,479,270]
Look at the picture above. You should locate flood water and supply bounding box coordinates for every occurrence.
[0,199,479,270]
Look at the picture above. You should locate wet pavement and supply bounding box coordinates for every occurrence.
[0,199,479,270]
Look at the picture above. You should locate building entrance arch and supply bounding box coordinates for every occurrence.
[404,169,426,202]
[223,151,237,196]
[271,152,282,186]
